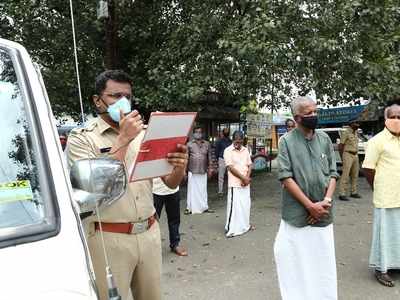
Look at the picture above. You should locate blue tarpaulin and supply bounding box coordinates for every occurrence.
[318,105,367,125]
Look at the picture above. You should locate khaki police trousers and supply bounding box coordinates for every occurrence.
[86,221,161,300]
[339,152,359,196]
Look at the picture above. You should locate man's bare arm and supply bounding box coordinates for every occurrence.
[325,177,337,199]
[362,168,375,189]
[110,110,143,161]
[227,165,246,181]
[162,144,188,189]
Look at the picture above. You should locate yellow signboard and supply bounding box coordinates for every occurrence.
[0,180,34,204]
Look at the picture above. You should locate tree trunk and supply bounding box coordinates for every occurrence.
[105,0,118,69]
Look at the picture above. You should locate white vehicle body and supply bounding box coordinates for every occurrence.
[0,39,97,299]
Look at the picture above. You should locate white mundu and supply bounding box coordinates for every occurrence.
[274,220,337,300]
[186,172,208,214]
[225,186,251,237]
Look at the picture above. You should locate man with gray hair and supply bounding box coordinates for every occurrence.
[274,96,339,300]
[362,99,400,287]
[223,130,253,237]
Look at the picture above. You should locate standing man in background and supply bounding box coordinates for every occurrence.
[215,128,232,197]
[185,126,214,214]
[362,100,400,287]
[285,118,296,133]
[224,130,253,238]
[338,119,362,201]
[153,178,188,256]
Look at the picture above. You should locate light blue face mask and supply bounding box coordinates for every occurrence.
[107,97,131,123]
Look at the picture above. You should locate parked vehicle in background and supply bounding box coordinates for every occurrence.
[0,38,126,299]
[317,127,368,173]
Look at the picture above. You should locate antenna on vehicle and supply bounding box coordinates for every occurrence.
[68,0,85,125]
[69,1,121,299]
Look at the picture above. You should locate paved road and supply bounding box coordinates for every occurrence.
[159,170,400,300]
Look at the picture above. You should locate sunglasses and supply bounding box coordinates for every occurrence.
[102,92,133,101]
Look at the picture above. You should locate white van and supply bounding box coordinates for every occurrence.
[0,39,126,299]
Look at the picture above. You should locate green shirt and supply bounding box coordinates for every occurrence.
[278,128,339,227]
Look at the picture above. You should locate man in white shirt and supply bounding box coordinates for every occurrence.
[153,178,188,256]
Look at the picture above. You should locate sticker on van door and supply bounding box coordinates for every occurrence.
[0,180,34,204]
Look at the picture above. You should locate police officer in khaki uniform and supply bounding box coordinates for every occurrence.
[67,70,187,300]
[338,120,362,201]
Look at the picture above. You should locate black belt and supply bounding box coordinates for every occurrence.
[345,150,357,155]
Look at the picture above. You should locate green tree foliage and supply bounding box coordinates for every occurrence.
[1,0,400,119]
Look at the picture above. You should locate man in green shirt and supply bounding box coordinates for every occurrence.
[274,96,339,300]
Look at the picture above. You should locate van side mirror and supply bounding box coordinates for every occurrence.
[70,158,127,214]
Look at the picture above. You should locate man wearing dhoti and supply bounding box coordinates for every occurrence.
[185,126,213,214]
[362,100,400,287]
[223,130,253,237]
[274,96,339,300]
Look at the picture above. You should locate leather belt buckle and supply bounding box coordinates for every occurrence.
[132,221,147,234]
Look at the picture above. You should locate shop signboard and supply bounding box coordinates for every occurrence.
[318,105,367,125]
[246,113,273,138]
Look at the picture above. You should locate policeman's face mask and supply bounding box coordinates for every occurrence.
[100,96,132,123]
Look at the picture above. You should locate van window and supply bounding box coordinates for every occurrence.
[0,47,59,248]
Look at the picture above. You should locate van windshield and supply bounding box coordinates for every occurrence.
[0,48,46,229]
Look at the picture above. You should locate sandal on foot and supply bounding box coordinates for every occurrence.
[375,270,395,287]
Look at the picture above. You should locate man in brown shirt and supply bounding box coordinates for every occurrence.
[185,126,214,214]
[67,70,187,300]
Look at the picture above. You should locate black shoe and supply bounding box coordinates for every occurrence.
[338,195,350,201]
[350,193,362,198]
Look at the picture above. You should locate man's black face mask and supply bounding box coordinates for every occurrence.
[300,115,318,130]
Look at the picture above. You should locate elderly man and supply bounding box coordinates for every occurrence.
[338,119,362,201]
[185,126,214,214]
[362,100,400,287]
[67,70,187,300]
[223,130,253,238]
[274,96,339,300]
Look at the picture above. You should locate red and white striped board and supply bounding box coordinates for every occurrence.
[129,112,197,182]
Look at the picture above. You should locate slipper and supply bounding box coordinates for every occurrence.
[184,209,191,215]
[375,270,395,287]
[171,245,188,256]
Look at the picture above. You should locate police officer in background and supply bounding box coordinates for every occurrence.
[67,70,187,300]
[338,119,362,201]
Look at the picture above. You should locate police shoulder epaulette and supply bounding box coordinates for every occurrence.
[85,121,97,132]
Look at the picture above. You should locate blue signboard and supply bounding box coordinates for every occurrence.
[318,105,366,125]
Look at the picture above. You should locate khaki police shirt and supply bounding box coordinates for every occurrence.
[340,127,358,153]
[66,117,155,225]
